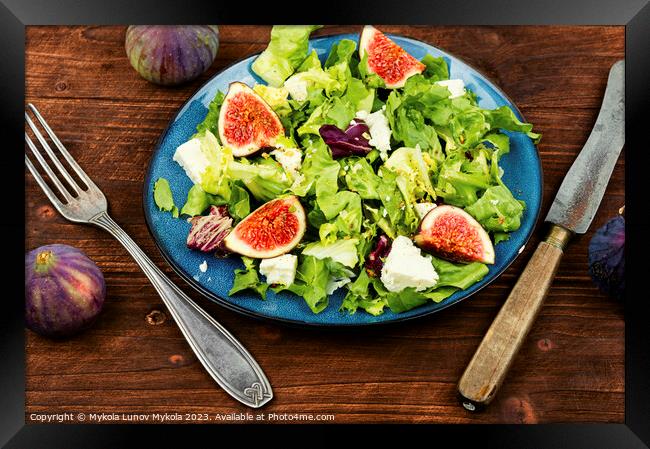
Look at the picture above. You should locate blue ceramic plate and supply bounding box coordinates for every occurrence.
[143,32,542,327]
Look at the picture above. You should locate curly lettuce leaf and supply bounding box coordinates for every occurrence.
[273,255,331,313]
[343,157,381,200]
[253,84,291,117]
[297,97,356,136]
[421,54,449,81]
[483,106,541,143]
[228,157,291,202]
[385,146,436,200]
[251,25,322,87]
[195,91,225,140]
[229,257,269,299]
[464,184,525,233]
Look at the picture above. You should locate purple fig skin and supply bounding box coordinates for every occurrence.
[25,244,106,338]
[125,25,219,86]
[588,215,625,300]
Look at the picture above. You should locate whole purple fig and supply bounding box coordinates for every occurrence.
[588,213,624,300]
[125,25,219,86]
[25,244,106,337]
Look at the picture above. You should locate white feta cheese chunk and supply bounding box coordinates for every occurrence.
[435,79,466,99]
[326,276,352,295]
[283,75,309,102]
[355,107,392,159]
[415,202,437,219]
[199,260,208,273]
[270,147,302,175]
[172,138,210,185]
[380,236,439,293]
[259,254,298,286]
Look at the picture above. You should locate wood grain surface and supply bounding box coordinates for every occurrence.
[25,25,625,424]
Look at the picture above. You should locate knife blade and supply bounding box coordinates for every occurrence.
[457,59,625,411]
[546,59,625,233]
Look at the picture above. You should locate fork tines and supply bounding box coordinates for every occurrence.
[24,103,98,207]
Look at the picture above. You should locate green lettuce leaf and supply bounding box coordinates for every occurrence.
[343,157,381,200]
[195,91,225,140]
[297,96,355,136]
[421,54,449,81]
[228,157,291,202]
[180,184,216,217]
[153,178,179,218]
[302,238,359,268]
[251,25,322,87]
[343,77,375,113]
[274,255,331,313]
[324,39,357,89]
[253,84,292,117]
[483,106,541,143]
[198,130,233,198]
[227,181,251,221]
[431,256,489,290]
[229,257,269,299]
[385,146,436,200]
[464,185,525,233]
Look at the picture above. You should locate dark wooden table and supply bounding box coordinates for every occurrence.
[25,25,625,424]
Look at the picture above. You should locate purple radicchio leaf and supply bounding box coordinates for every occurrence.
[187,205,233,254]
[365,234,392,277]
[319,119,372,158]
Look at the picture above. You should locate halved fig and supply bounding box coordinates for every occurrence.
[359,25,426,89]
[223,196,306,258]
[218,81,285,157]
[414,205,495,264]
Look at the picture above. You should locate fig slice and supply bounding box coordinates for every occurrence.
[223,195,306,258]
[359,25,426,89]
[218,81,285,157]
[414,205,495,264]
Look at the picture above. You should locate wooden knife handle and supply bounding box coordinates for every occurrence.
[457,224,573,411]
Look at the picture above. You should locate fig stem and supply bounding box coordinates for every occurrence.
[35,250,55,272]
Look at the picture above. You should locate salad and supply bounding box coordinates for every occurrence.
[153,25,540,316]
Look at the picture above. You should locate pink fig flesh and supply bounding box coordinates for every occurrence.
[414,205,495,264]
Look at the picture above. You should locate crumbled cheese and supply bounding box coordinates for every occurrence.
[271,147,302,176]
[355,107,392,159]
[380,236,439,293]
[414,202,437,219]
[434,79,466,98]
[173,138,210,185]
[259,254,298,286]
[199,260,208,273]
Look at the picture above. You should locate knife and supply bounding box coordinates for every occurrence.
[457,59,625,411]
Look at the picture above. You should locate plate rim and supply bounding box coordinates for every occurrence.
[142,31,544,328]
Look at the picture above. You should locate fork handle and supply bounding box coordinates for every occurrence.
[90,212,273,408]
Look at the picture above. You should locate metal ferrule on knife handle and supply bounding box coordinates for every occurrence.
[544,224,573,250]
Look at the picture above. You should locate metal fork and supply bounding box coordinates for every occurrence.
[24,103,273,408]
